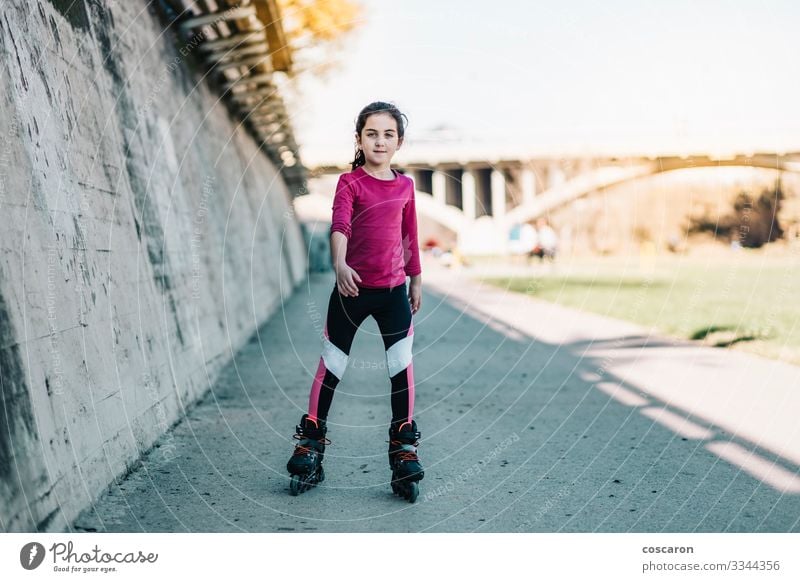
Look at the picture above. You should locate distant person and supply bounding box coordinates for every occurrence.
[423,236,440,251]
[529,218,558,262]
[666,233,683,254]
[423,236,443,258]
[509,222,537,260]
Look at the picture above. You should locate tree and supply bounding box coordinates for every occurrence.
[687,180,785,248]
[277,0,362,79]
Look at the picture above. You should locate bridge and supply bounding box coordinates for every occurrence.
[310,152,800,254]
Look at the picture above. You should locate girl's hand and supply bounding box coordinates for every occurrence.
[335,263,362,297]
[408,279,422,314]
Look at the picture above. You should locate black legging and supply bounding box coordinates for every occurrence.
[306,282,415,425]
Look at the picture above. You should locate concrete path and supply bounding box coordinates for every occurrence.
[71,261,800,532]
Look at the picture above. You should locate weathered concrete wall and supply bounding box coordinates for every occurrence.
[0,0,306,531]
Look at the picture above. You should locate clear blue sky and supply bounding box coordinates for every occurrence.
[289,0,800,165]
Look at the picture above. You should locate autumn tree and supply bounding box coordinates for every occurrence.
[277,0,362,79]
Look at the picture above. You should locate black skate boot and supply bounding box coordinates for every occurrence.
[388,419,424,503]
[286,414,329,496]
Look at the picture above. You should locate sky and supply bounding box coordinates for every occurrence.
[286,0,800,166]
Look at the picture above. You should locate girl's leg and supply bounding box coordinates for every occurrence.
[373,284,424,500]
[307,285,370,422]
[372,284,415,426]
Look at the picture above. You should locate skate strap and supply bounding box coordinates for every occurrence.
[295,424,328,439]
[293,434,331,445]
[395,444,419,461]
[393,429,420,442]
[390,440,419,451]
[293,444,315,455]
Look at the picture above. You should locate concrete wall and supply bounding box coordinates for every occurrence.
[0,0,306,531]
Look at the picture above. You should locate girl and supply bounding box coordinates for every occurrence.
[286,102,425,502]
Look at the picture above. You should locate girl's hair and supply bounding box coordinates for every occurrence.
[350,101,408,171]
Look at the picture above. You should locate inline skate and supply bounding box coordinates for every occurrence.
[286,414,329,496]
[388,419,424,502]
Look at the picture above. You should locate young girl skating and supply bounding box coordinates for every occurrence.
[286,102,424,502]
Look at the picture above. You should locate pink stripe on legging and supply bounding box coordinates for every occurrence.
[406,321,415,423]
[307,321,330,421]
[307,357,326,422]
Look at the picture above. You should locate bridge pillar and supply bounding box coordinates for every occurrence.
[547,162,565,189]
[521,167,536,205]
[462,169,477,221]
[432,170,447,206]
[491,169,506,223]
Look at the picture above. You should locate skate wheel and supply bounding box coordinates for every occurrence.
[317,465,325,484]
[407,481,419,503]
[289,474,302,496]
[391,480,399,495]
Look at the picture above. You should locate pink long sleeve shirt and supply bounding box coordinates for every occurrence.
[330,166,422,288]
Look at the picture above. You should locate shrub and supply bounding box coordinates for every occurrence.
[687,181,784,248]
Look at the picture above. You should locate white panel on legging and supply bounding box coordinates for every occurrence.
[321,336,348,380]
[386,334,413,377]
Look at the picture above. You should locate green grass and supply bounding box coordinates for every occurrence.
[483,253,800,365]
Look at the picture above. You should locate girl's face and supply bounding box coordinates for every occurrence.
[356,113,402,167]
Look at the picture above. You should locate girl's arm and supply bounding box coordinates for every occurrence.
[330,232,362,297]
[401,186,422,278]
[330,230,348,271]
[403,185,422,314]
[330,175,361,296]
[408,273,422,314]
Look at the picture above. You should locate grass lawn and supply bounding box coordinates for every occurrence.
[482,251,800,366]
